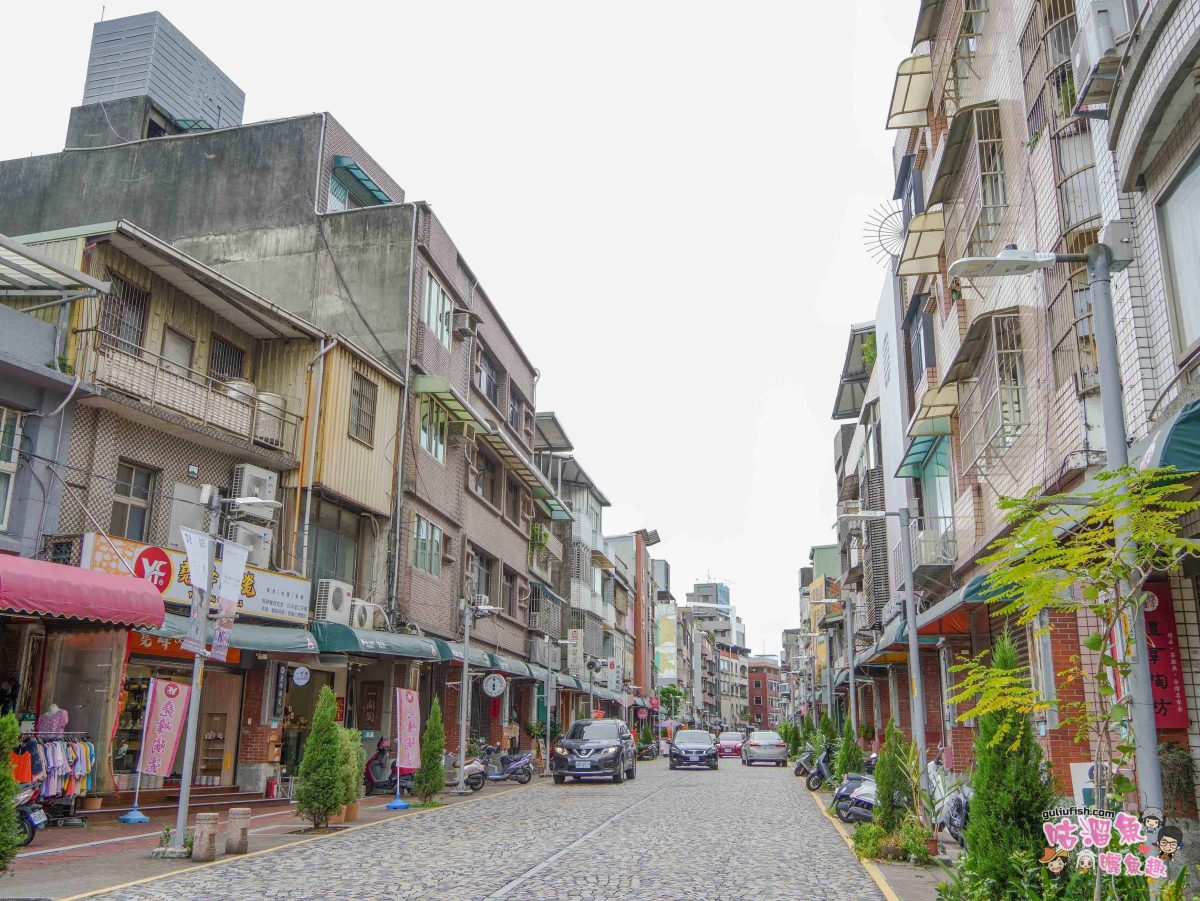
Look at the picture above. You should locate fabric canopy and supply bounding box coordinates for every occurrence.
[0,554,164,627]
[447,642,498,669]
[1139,397,1200,473]
[144,612,317,652]
[311,621,448,659]
[494,654,534,678]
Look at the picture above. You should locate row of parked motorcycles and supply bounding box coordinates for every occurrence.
[362,737,534,796]
[792,740,971,847]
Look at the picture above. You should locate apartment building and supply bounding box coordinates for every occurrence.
[749,656,785,729]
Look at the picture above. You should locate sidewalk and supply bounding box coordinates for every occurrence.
[5,781,531,901]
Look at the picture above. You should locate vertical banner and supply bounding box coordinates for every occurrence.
[179,528,212,654]
[567,628,585,678]
[396,689,421,774]
[140,678,191,776]
[210,540,250,663]
[1143,582,1189,729]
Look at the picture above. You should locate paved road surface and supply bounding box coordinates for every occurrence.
[90,759,885,900]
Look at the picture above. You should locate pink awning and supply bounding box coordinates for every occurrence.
[0,555,165,628]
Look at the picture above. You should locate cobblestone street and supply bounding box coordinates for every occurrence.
[84,761,884,901]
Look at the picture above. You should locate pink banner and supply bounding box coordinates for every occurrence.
[396,688,421,775]
[140,678,191,776]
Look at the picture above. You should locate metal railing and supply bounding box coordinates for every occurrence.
[892,516,957,589]
[77,328,301,456]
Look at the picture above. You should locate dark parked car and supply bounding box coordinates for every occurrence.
[551,719,636,784]
[669,729,718,770]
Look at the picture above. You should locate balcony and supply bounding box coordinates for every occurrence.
[528,524,563,584]
[77,329,301,467]
[602,603,616,630]
[570,580,603,616]
[529,581,564,637]
[892,516,956,594]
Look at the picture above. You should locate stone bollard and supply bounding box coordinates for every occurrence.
[226,807,252,855]
[191,813,219,862]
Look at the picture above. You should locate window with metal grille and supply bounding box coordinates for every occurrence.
[958,314,1027,473]
[949,2,988,105]
[1019,4,1047,139]
[506,478,522,523]
[474,451,500,506]
[208,335,245,383]
[0,406,22,532]
[348,371,378,445]
[110,461,155,541]
[478,351,500,407]
[100,272,149,354]
[968,108,1007,256]
[1047,228,1101,392]
[502,569,517,618]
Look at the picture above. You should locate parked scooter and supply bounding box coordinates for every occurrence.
[443,751,486,791]
[804,741,837,791]
[479,744,534,784]
[15,785,46,847]
[636,742,659,761]
[840,779,878,824]
[794,742,815,777]
[363,737,415,795]
[832,772,875,823]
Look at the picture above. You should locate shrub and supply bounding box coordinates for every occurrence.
[295,685,344,829]
[787,724,801,759]
[898,815,933,865]
[639,723,652,746]
[411,697,445,804]
[834,718,865,780]
[337,726,365,806]
[818,714,836,746]
[0,713,20,874]
[852,822,887,859]
[873,718,908,834]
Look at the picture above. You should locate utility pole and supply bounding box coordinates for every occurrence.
[452,594,499,794]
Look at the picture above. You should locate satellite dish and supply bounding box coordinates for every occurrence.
[863,201,905,267]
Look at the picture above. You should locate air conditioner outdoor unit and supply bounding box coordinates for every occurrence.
[348,600,371,629]
[448,420,478,441]
[452,310,481,339]
[315,579,355,626]
[230,464,278,521]
[1071,0,1129,111]
[225,521,273,569]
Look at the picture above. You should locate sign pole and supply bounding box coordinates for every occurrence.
[118,676,154,825]
[387,687,408,809]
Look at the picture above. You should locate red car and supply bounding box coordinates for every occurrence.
[715,731,744,758]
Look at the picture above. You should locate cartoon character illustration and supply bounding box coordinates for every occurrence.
[1040,847,1070,877]
[1076,850,1096,873]
[1141,807,1164,833]
[1157,825,1183,861]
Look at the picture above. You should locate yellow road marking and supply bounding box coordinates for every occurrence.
[808,788,903,901]
[59,784,530,901]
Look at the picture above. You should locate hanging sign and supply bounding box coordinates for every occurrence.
[178,528,212,654]
[396,689,421,775]
[482,674,507,698]
[567,629,585,678]
[140,678,191,776]
[1143,583,1189,729]
[270,663,288,719]
[210,540,250,663]
[637,708,649,720]
[292,666,311,687]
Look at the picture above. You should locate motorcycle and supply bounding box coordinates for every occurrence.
[832,772,875,823]
[15,785,46,847]
[804,741,837,791]
[794,742,815,777]
[479,744,534,784]
[443,751,486,791]
[363,737,415,796]
[862,752,879,774]
[636,742,659,761]
[944,784,971,847]
[840,779,878,824]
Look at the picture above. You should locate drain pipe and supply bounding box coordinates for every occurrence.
[298,337,337,577]
[388,202,420,617]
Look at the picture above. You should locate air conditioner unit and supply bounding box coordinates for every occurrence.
[315,579,355,625]
[348,600,371,629]
[1071,0,1129,112]
[225,521,273,569]
[230,464,278,521]
[452,310,481,339]
[448,420,479,441]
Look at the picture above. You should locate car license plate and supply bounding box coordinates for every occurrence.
[30,809,47,826]
[688,755,699,762]
[576,760,591,769]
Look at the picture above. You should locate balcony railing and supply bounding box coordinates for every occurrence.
[78,329,301,457]
[892,516,957,592]
[570,580,603,616]
[602,603,616,630]
[529,583,563,637]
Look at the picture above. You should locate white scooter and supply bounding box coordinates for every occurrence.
[443,751,486,791]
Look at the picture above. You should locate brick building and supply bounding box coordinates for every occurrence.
[749,657,784,730]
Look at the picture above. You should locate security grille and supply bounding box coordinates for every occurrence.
[208,335,245,382]
[860,467,889,627]
[100,272,149,354]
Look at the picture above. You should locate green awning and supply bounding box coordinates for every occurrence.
[556,673,583,690]
[311,621,450,659]
[332,156,391,204]
[448,642,498,669]
[1139,397,1200,473]
[139,612,318,653]
[480,425,572,521]
[896,421,950,478]
[495,654,534,678]
[411,374,491,436]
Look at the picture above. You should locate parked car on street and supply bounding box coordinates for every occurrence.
[669,729,719,770]
[551,719,637,784]
[715,731,744,758]
[741,730,788,767]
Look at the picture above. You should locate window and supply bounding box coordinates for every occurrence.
[208,336,245,383]
[507,392,523,431]
[419,397,448,462]
[505,478,522,523]
[160,329,194,377]
[1047,229,1100,392]
[0,407,22,532]
[958,314,1027,474]
[328,175,353,212]
[478,351,500,407]
[308,498,362,588]
[411,514,443,577]
[423,273,453,349]
[100,273,149,354]
[109,461,154,541]
[472,551,493,601]
[1161,152,1200,359]
[753,679,762,689]
[474,452,500,506]
[753,696,762,706]
[502,569,517,618]
[968,107,1007,256]
[349,372,378,446]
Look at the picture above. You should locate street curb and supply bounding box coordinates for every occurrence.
[57,783,531,901]
[807,788,903,901]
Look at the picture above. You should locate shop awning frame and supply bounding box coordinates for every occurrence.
[0,555,164,628]
[311,621,449,659]
[480,425,573,521]
[411,374,492,437]
[144,612,319,653]
[897,205,945,276]
[494,654,534,678]
[912,0,943,49]
[887,54,933,129]
[1139,397,1200,474]
[448,642,499,670]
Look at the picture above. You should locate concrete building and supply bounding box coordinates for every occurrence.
[749,656,784,729]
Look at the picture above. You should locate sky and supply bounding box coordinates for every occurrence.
[4,1,916,656]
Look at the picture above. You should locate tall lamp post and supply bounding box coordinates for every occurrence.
[450,595,499,795]
[811,597,856,734]
[947,227,1163,811]
[541,636,569,777]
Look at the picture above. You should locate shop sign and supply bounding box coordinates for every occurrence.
[592,709,605,718]
[211,540,250,663]
[637,708,648,720]
[335,696,345,723]
[1143,583,1188,729]
[140,678,191,776]
[649,697,659,710]
[127,632,241,665]
[292,666,311,687]
[179,528,213,654]
[270,662,288,719]
[606,658,623,691]
[80,533,311,624]
[396,689,421,775]
[567,629,585,678]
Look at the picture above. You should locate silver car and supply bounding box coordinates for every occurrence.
[741,730,788,766]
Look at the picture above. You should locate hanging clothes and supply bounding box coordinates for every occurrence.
[20,735,95,799]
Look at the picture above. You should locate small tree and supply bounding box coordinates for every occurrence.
[411,697,445,804]
[818,713,836,746]
[0,713,21,874]
[787,724,802,758]
[873,718,908,834]
[295,685,343,829]
[658,685,683,719]
[638,722,652,745]
[337,726,366,807]
[834,718,865,780]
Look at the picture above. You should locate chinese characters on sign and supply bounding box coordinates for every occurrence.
[1041,807,1173,881]
[396,689,421,775]
[1142,583,1188,729]
[139,678,191,776]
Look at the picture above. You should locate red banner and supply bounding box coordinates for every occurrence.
[140,678,191,776]
[1143,583,1188,730]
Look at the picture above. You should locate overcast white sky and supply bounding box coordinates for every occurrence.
[5,1,915,656]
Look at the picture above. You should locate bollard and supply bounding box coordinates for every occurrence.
[226,807,252,854]
[191,812,219,862]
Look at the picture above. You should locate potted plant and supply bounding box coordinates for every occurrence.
[338,726,365,822]
[295,686,344,830]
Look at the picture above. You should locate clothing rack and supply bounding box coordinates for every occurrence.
[19,731,95,827]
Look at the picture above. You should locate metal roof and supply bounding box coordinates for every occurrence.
[534,412,574,452]
[832,323,875,420]
[481,425,573,521]
[411,374,491,432]
[0,233,110,298]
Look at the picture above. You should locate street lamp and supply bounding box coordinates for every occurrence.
[812,597,855,735]
[449,596,500,795]
[837,507,926,796]
[947,225,1164,812]
[542,638,570,777]
[794,636,824,731]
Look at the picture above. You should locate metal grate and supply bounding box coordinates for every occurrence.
[959,314,1028,473]
[208,335,245,382]
[100,273,149,355]
[1047,227,1101,392]
[348,371,378,446]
